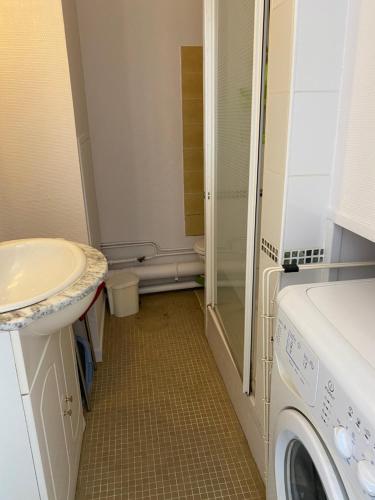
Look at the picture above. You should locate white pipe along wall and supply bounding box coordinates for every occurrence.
[108,260,204,282]
[139,281,202,295]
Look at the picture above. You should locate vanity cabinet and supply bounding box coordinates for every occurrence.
[1,326,84,500]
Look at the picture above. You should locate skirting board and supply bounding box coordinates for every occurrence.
[206,305,266,481]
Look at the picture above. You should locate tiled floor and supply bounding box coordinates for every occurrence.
[76,291,265,499]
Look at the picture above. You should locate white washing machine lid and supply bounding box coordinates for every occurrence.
[274,409,348,500]
[307,279,375,371]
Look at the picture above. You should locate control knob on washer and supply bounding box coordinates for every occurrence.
[333,426,352,459]
[357,460,375,496]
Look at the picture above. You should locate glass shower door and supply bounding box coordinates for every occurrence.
[213,0,262,379]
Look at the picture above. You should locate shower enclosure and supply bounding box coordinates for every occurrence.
[204,0,267,394]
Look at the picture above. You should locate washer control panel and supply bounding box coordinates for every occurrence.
[317,370,375,498]
[275,316,319,406]
[276,310,375,498]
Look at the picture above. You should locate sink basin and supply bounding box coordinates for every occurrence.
[0,238,86,313]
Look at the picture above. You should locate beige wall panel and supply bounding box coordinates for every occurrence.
[181,45,204,236]
[185,214,204,236]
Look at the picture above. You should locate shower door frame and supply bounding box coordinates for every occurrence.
[204,0,266,394]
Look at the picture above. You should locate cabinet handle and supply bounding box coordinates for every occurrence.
[64,409,72,417]
[65,395,73,403]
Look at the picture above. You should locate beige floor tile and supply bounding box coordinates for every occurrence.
[76,291,265,499]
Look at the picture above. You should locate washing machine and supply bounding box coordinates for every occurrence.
[267,278,375,499]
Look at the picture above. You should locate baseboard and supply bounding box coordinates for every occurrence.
[206,305,266,481]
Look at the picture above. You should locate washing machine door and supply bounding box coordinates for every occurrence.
[274,410,348,500]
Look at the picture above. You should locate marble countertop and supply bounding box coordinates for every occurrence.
[0,243,108,331]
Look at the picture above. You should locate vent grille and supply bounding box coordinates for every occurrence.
[283,248,324,265]
[261,238,279,262]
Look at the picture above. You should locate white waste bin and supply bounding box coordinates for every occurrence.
[106,271,139,317]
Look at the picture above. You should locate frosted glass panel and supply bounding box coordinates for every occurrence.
[214,0,255,375]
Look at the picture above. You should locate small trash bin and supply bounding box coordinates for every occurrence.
[106,271,139,317]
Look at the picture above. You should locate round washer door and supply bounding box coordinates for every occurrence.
[274,409,348,500]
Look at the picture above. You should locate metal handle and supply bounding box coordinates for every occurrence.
[64,409,72,417]
[65,395,73,403]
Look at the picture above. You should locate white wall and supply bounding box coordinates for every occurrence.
[281,0,348,256]
[61,0,102,250]
[276,0,348,288]
[260,0,295,252]
[0,0,89,244]
[327,226,375,281]
[61,0,90,138]
[76,0,203,250]
[61,0,104,356]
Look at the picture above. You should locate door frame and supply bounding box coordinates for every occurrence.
[203,0,217,310]
[204,0,267,393]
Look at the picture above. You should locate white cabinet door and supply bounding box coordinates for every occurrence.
[23,328,84,500]
[59,325,84,496]
[0,334,40,500]
[59,326,82,442]
[25,331,71,499]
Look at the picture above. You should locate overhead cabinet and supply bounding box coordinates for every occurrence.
[331,1,375,243]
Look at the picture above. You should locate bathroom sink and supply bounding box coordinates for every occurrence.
[0,238,86,313]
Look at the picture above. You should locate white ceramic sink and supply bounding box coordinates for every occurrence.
[0,238,86,313]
